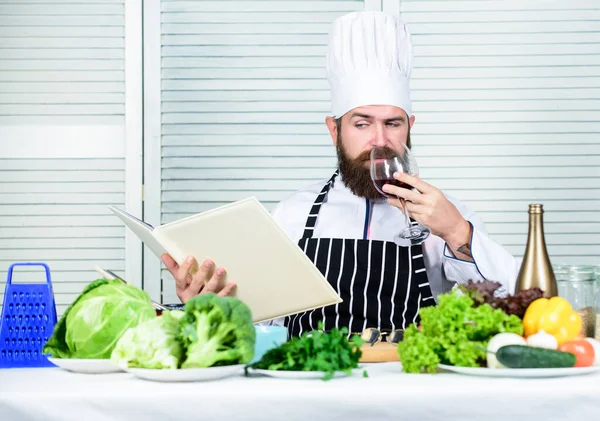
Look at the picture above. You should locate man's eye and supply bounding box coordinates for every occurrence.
[355,123,368,128]
[386,122,400,128]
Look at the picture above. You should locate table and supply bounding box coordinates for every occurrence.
[1,363,599,421]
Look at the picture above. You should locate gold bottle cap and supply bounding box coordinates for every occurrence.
[528,204,544,214]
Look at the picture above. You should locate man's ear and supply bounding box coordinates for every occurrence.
[325,116,338,146]
[409,114,415,129]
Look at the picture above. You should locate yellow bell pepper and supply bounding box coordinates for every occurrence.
[523,297,582,345]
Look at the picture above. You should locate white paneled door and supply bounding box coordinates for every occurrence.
[143,0,381,304]
[391,0,600,265]
[0,0,142,316]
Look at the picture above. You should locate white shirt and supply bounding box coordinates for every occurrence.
[271,176,519,303]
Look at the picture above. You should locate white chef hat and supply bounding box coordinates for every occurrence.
[326,11,413,118]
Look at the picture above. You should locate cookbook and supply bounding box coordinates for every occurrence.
[109,198,342,323]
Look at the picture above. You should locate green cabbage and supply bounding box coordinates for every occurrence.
[111,310,185,369]
[43,278,156,359]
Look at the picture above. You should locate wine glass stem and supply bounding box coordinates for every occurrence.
[399,197,411,228]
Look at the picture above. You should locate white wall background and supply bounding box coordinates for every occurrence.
[0,0,598,311]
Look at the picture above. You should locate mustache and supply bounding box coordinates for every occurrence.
[357,150,371,162]
[359,146,399,162]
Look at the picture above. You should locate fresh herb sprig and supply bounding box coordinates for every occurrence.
[248,323,366,380]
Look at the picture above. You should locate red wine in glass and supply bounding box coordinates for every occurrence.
[370,146,431,246]
[373,178,413,197]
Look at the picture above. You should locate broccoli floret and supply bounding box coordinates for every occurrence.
[178,293,256,368]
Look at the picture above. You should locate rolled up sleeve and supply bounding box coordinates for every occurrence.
[442,202,520,296]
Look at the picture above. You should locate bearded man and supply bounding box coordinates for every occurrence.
[162,11,519,338]
[267,11,519,337]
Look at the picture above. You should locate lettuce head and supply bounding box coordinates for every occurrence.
[111,310,185,369]
[43,278,156,359]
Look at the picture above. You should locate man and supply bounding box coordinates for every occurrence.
[162,11,520,337]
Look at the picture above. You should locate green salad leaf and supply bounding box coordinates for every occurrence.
[43,278,156,359]
[111,310,185,369]
[397,290,523,373]
[248,323,364,381]
[459,280,544,319]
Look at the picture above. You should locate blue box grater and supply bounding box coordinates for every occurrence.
[0,263,58,368]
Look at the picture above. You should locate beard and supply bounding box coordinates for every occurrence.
[336,130,411,201]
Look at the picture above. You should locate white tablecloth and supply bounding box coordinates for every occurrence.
[1,363,599,421]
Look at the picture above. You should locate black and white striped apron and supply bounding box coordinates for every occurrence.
[285,171,435,338]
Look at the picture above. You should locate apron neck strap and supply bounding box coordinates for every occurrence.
[301,170,339,240]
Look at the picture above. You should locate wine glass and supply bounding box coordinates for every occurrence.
[370,145,431,246]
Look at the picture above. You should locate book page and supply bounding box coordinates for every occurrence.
[153,198,342,323]
[108,206,169,260]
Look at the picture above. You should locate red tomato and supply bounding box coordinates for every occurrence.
[558,340,595,367]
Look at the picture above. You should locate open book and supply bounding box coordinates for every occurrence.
[108,198,342,323]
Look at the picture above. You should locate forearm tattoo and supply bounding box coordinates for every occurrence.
[457,243,473,258]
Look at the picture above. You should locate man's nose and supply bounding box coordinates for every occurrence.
[371,124,387,147]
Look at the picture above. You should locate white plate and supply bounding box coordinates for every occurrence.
[126,364,245,382]
[247,367,362,380]
[438,364,600,378]
[48,357,123,374]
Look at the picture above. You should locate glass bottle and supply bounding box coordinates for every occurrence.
[515,204,558,298]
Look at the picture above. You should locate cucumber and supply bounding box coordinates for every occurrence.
[496,345,576,369]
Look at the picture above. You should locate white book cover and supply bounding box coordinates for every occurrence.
[109,198,342,323]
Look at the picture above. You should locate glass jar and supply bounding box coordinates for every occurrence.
[596,265,600,339]
[555,265,596,338]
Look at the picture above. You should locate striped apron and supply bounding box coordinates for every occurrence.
[285,171,435,338]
